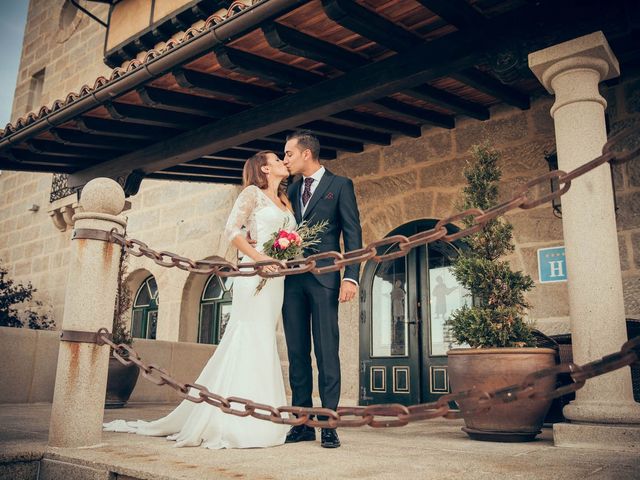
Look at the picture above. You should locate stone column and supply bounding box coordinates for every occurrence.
[48,178,127,448]
[529,31,640,451]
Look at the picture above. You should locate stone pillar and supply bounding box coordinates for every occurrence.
[48,178,127,448]
[529,31,640,451]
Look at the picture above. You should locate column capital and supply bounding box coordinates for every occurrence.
[528,31,620,94]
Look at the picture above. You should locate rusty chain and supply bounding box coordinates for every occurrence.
[94,125,640,429]
[100,329,639,428]
[106,125,640,279]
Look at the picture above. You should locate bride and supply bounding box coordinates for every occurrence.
[104,151,295,449]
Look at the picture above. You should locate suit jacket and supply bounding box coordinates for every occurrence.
[288,169,363,290]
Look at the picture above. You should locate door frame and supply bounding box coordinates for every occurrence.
[358,219,463,406]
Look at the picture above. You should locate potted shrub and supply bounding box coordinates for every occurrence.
[105,249,139,408]
[446,143,557,442]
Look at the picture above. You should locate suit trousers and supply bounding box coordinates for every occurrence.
[283,272,340,412]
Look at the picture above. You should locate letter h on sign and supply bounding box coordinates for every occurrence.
[537,246,567,283]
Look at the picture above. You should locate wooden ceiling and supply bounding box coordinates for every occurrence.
[1,0,638,193]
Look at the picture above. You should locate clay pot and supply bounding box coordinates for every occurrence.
[447,347,557,442]
[105,355,140,408]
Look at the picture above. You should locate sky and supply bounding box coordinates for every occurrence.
[0,0,29,128]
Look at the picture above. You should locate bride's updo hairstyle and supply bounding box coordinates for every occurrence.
[243,150,292,211]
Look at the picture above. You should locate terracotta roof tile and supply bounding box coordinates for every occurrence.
[0,1,252,140]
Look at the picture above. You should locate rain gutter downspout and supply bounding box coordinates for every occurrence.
[0,0,307,152]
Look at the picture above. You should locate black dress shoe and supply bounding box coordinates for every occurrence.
[285,425,316,443]
[321,428,341,448]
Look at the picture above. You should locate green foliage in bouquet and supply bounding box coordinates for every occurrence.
[446,143,536,348]
[262,219,329,260]
[255,219,329,294]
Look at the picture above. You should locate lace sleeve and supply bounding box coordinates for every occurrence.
[224,185,259,243]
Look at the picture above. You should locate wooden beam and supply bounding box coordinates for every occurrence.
[0,158,76,174]
[75,117,180,140]
[261,25,417,141]
[146,172,242,185]
[205,149,252,161]
[105,102,208,129]
[416,0,488,32]
[51,129,151,150]
[263,22,367,71]
[138,86,246,117]
[321,0,422,52]
[330,111,421,137]
[173,69,281,104]
[72,28,484,183]
[235,139,283,152]
[235,139,337,160]
[268,132,364,153]
[187,158,245,171]
[9,149,99,168]
[405,84,489,120]
[164,165,243,178]
[373,98,455,129]
[26,140,119,159]
[299,120,390,145]
[451,68,530,110]
[215,47,324,89]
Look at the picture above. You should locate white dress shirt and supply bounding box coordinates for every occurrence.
[300,166,325,216]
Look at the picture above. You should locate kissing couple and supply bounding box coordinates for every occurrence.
[105,130,363,449]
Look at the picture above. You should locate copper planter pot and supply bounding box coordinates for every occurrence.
[447,347,557,442]
[105,356,140,408]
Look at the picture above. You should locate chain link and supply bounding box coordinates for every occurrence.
[95,126,640,428]
[99,332,640,429]
[106,126,639,279]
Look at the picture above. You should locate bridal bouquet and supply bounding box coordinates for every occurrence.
[255,219,329,295]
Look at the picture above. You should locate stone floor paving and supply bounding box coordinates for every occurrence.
[1,403,638,480]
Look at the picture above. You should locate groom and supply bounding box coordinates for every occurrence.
[281,130,362,449]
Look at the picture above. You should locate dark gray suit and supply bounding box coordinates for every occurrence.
[283,169,362,413]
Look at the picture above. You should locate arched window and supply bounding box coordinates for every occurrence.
[131,276,159,339]
[198,276,233,344]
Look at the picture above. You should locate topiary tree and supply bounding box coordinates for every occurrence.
[446,142,535,348]
[0,262,55,330]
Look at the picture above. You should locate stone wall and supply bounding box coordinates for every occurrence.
[1,0,111,324]
[0,326,217,404]
[331,77,640,325]
[608,66,640,320]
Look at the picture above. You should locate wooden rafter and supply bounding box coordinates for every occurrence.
[321,0,421,53]
[451,69,530,110]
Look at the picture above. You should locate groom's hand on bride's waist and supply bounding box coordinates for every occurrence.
[339,280,358,303]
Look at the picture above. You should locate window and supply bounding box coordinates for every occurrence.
[131,276,159,339]
[198,275,233,345]
[26,69,45,113]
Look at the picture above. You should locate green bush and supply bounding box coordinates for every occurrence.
[0,263,55,330]
[446,143,535,348]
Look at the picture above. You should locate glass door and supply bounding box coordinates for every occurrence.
[359,244,421,405]
[359,220,469,406]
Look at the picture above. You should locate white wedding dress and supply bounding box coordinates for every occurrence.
[104,185,295,449]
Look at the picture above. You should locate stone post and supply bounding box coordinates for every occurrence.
[529,31,640,451]
[48,178,127,448]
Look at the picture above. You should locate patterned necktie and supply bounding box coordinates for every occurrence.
[302,177,314,206]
